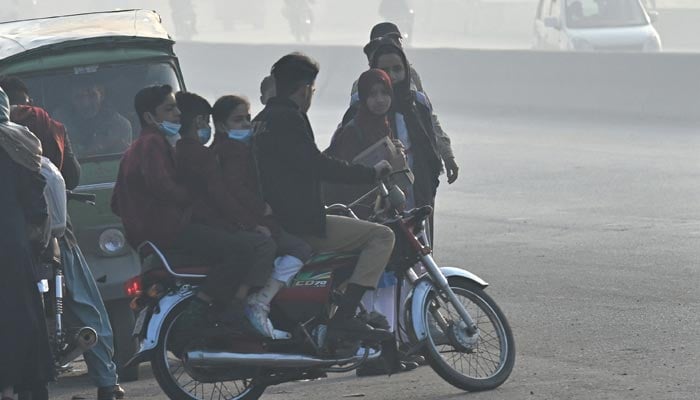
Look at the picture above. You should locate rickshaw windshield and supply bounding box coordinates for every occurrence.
[19,61,181,160]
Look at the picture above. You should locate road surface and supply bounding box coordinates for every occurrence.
[50,109,699,399]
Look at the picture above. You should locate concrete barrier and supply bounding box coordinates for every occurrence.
[176,42,700,122]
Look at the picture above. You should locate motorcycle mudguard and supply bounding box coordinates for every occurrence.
[124,289,195,368]
[408,267,488,342]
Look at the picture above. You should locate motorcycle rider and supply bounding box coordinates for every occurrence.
[0,77,125,400]
[260,74,275,106]
[169,0,197,40]
[253,52,395,337]
[111,85,258,346]
[349,22,460,186]
[282,0,314,42]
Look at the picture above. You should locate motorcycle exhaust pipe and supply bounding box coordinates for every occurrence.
[56,327,98,366]
[185,348,382,369]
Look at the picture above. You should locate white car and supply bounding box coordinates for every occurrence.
[533,0,662,51]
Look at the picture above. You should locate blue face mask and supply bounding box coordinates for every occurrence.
[159,121,181,137]
[198,127,212,144]
[227,129,253,144]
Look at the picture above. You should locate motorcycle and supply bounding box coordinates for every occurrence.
[124,171,515,399]
[36,190,99,373]
[170,0,197,41]
[379,0,416,46]
[282,0,314,43]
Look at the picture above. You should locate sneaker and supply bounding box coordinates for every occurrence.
[245,302,274,338]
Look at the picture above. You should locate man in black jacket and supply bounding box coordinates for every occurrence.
[253,53,394,336]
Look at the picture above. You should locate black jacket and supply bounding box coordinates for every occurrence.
[0,147,54,390]
[253,97,376,237]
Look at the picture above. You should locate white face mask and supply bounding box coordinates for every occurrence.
[158,120,182,137]
[227,128,253,144]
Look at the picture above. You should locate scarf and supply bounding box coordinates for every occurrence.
[0,88,42,173]
[370,41,443,206]
[355,68,393,141]
[10,105,67,170]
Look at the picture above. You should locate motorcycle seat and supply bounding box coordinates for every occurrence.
[144,266,211,282]
[305,251,359,265]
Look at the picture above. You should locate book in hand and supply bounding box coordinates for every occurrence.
[352,136,414,189]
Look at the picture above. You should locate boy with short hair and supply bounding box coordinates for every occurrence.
[112,86,257,344]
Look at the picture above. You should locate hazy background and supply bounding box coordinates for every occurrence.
[2,0,700,52]
[3,2,699,399]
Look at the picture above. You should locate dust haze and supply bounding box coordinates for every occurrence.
[3,0,700,52]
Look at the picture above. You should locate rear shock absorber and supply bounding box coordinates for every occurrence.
[55,268,65,346]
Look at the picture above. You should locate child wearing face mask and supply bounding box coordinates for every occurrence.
[174,91,281,338]
[211,95,312,338]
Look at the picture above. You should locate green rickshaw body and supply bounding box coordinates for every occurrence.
[0,9,185,312]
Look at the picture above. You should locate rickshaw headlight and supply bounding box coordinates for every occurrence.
[98,228,126,256]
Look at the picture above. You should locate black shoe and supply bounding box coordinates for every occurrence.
[402,353,427,366]
[328,315,393,342]
[113,385,126,399]
[97,386,116,400]
[328,315,376,335]
[358,310,390,330]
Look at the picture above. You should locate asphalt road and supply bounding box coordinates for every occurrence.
[51,111,699,400]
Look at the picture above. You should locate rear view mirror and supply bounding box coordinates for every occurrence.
[648,10,659,23]
[544,17,562,30]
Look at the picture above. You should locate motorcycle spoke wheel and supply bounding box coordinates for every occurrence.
[151,302,265,400]
[164,356,253,400]
[423,279,515,391]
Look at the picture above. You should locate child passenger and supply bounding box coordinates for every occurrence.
[211,95,313,337]
[174,91,278,337]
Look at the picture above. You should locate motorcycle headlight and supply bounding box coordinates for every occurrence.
[98,228,127,257]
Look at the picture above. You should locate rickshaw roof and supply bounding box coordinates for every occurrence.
[0,9,172,62]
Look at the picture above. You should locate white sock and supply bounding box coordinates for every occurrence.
[272,255,304,285]
[250,278,285,306]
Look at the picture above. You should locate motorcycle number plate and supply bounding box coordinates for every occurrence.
[133,307,149,337]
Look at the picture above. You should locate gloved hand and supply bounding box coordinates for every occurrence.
[444,157,459,184]
[373,160,393,180]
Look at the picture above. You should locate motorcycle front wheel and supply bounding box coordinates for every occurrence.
[423,278,515,392]
[150,300,266,400]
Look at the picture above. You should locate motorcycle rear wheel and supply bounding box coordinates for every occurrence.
[150,300,266,400]
[423,278,515,391]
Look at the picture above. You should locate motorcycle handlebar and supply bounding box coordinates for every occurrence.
[66,191,96,205]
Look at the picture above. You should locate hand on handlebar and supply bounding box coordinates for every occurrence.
[373,160,393,181]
